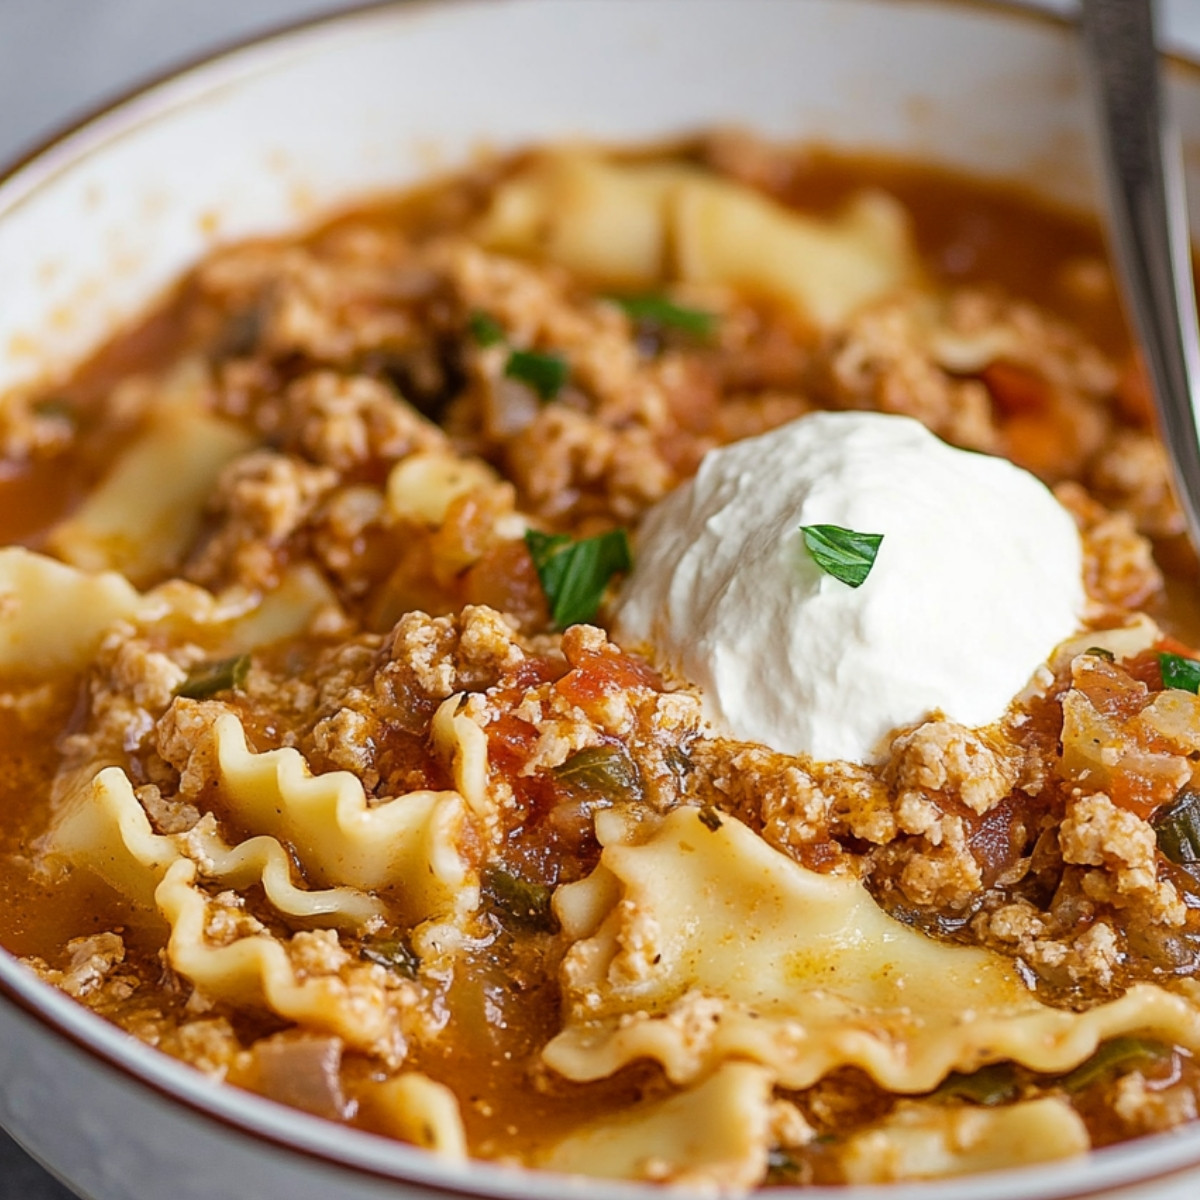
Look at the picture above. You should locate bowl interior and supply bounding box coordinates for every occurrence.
[3,3,1200,1199]
[3,0,1200,400]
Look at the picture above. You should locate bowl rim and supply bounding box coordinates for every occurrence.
[4,1,1200,1197]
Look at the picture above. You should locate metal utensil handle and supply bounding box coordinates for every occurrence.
[1081,0,1200,552]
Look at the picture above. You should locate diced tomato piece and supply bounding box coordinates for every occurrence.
[505,655,565,691]
[967,795,1026,885]
[1157,635,1200,659]
[462,539,550,631]
[798,839,842,873]
[1108,771,1163,820]
[1115,352,1154,426]
[983,360,1054,417]
[556,645,661,707]
[1123,649,1164,691]
[486,713,540,771]
[1002,407,1080,478]
[1127,637,1200,692]
[487,655,567,709]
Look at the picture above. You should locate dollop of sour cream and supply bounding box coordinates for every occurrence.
[613,411,1085,762]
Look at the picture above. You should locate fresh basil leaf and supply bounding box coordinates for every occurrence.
[1153,790,1200,864]
[799,524,884,588]
[505,349,569,401]
[175,654,250,700]
[525,528,632,629]
[611,293,716,339]
[1160,651,1200,693]
[468,310,505,347]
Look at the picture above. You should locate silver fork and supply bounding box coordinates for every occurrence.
[1081,0,1200,553]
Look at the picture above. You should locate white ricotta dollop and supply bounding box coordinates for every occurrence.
[612,411,1085,762]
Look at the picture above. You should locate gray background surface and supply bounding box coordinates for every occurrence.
[4,0,1200,1197]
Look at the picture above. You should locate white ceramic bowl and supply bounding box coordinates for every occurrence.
[4,2,1200,1197]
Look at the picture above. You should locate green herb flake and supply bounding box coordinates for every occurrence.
[799,523,884,589]
[932,1063,1021,1107]
[216,307,264,359]
[360,937,419,979]
[1152,791,1200,864]
[1084,646,1116,662]
[174,654,251,700]
[553,744,641,799]
[612,293,717,340]
[1059,1037,1171,1093]
[484,867,558,933]
[1159,651,1200,693]
[663,745,694,780]
[505,348,569,401]
[524,527,632,630]
[765,1147,801,1184]
[468,310,505,347]
[698,804,723,832]
[32,398,75,422]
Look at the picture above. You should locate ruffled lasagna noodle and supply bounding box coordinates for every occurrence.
[1,138,1199,1190]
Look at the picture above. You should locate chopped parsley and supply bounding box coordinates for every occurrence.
[1159,650,1200,693]
[468,310,505,347]
[467,309,568,400]
[505,348,569,401]
[174,654,250,700]
[524,528,632,629]
[799,523,883,589]
[611,293,717,340]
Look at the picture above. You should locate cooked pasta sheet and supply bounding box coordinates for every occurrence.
[1,138,1199,1190]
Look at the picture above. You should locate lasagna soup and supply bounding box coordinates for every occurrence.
[3,137,1200,1188]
